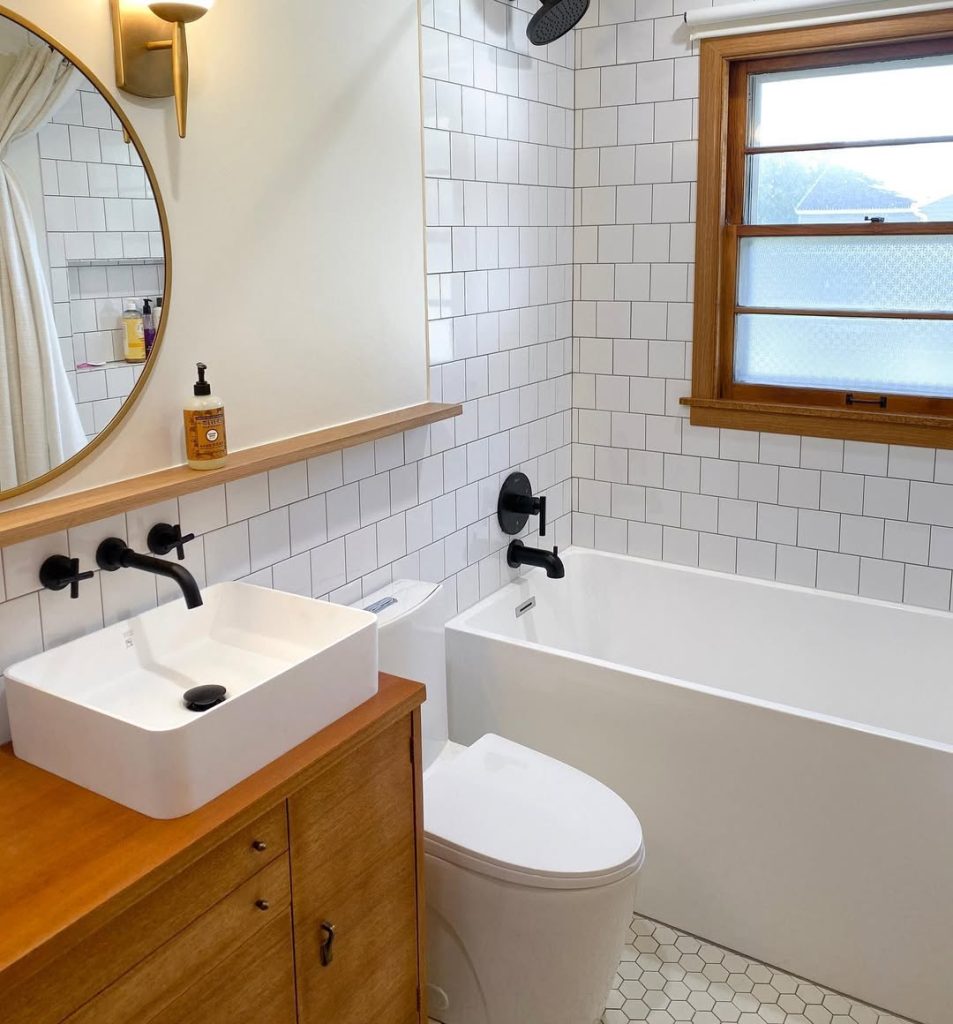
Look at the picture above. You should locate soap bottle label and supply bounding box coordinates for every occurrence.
[123,319,146,362]
[184,408,227,461]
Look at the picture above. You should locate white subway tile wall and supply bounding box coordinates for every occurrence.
[570,0,953,612]
[0,0,574,743]
[39,79,165,441]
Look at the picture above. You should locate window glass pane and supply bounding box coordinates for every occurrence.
[750,55,953,147]
[735,314,953,396]
[738,236,953,313]
[746,143,953,224]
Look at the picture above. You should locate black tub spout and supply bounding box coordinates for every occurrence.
[507,540,565,579]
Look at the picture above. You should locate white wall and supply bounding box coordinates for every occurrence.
[0,0,430,506]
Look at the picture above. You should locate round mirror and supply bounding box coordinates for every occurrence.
[0,10,169,499]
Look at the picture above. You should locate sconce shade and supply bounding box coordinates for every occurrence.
[149,1,213,24]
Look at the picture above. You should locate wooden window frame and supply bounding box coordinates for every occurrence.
[684,11,953,449]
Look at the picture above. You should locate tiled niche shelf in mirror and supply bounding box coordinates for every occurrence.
[66,257,165,268]
[65,258,166,442]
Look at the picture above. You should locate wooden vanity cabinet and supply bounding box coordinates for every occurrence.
[0,676,426,1024]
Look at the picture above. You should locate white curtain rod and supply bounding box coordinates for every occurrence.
[684,0,953,38]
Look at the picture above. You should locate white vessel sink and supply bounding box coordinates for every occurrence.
[5,583,378,818]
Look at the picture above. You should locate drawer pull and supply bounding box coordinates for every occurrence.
[255,899,270,912]
[319,921,335,966]
[251,840,268,852]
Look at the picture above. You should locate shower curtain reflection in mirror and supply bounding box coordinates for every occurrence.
[0,43,86,491]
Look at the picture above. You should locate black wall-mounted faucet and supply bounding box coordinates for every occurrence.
[96,537,204,609]
[498,473,565,579]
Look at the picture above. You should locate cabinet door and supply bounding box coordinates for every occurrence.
[289,716,421,1024]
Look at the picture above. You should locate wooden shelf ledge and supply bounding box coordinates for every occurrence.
[0,402,461,549]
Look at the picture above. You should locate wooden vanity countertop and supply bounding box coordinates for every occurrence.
[0,673,425,995]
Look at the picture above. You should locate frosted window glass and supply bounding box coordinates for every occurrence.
[735,314,953,396]
[738,236,953,313]
[750,55,953,147]
[746,144,953,225]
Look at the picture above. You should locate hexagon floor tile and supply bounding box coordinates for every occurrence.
[601,914,917,1024]
[428,911,918,1024]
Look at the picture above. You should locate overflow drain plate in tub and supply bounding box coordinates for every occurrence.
[183,684,228,713]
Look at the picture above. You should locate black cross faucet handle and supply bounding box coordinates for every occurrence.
[39,555,94,599]
[147,522,196,561]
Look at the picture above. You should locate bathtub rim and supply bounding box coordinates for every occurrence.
[447,547,953,756]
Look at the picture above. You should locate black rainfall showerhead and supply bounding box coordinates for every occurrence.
[526,0,590,46]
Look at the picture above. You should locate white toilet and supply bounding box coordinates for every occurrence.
[358,580,645,1024]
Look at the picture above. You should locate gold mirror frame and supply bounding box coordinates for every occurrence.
[0,4,172,503]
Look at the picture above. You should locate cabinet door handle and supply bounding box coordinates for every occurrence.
[319,921,336,966]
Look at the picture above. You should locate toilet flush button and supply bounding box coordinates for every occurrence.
[427,984,450,1014]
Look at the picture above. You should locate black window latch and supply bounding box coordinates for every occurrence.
[846,393,887,408]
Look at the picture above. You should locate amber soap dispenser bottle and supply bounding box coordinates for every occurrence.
[184,362,227,470]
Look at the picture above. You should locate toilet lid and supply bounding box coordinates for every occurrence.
[424,734,645,890]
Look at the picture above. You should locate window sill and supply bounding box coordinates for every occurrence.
[681,396,953,449]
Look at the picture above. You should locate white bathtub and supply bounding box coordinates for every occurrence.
[445,547,953,1024]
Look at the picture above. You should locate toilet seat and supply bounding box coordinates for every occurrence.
[424,733,645,890]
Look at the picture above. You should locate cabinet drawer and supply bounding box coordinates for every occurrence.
[149,910,296,1024]
[66,855,291,1024]
[5,803,287,1024]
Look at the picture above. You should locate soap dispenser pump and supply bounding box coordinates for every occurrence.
[183,362,227,470]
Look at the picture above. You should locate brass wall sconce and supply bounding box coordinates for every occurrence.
[110,0,214,138]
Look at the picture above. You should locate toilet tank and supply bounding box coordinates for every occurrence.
[356,581,453,764]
